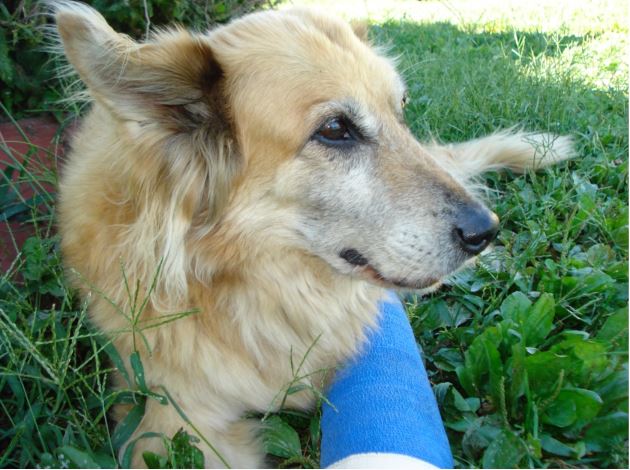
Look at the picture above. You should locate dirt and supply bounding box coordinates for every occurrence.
[0,116,73,273]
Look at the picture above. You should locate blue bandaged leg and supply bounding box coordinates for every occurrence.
[320,293,453,468]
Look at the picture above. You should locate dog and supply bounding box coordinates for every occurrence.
[53,1,573,467]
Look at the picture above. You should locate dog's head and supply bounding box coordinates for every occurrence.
[55,5,498,291]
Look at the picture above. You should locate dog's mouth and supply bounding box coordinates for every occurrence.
[339,248,441,290]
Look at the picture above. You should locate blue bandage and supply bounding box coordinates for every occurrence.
[320,294,453,468]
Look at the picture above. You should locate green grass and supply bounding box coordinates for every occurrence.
[1,0,627,468]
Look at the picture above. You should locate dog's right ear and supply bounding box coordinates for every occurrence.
[54,2,224,129]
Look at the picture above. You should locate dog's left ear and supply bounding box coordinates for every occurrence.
[55,3,223,129]
[55,4,236,300]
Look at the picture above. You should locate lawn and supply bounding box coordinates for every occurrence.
[0,0,627,468]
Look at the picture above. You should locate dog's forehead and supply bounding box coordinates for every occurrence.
[209,9,404,152]
[222,12,398,82]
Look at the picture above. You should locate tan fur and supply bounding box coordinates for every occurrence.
[54,3,574,467]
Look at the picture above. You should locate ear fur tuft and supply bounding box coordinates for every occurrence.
[52,1,224,127]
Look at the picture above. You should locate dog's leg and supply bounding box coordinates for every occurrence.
[428,129,575,179]
[124,400,265,468]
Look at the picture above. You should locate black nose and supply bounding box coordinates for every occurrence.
[453,204,499,255]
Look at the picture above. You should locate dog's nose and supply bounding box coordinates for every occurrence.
[453,204,499,255]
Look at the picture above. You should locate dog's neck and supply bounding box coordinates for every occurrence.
[189,222,386,373]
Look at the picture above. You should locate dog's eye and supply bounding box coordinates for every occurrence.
[315,118,352,143]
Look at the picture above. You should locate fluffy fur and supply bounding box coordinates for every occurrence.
[53,2,574,467]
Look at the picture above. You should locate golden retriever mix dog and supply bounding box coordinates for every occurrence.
[53,1,573,467]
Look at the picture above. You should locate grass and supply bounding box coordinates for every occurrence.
[0,0,627,468]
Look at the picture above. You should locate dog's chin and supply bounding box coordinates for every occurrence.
[333,247,482,293]
[324,245,482,293]
[356,262,443,291]
[379,254,481,294]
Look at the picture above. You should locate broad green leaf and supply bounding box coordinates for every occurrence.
[584,412,629,452]
[500,292,531,323]
[456,364,476,397]
[579,271,615,294]
[422,299,452,330]
[462,419,500,456]
[540,434,574,457]
[421,299,471,329]
[57,445,101,469]
[560,329,590,340]
[262,416,301,459]
[433,382,452,406]
[570,340,607,370]
[448,304,472,327]
[482,338,505,414]
[543,388,602,430]
[596,307,628,353]
[586,243,615,265]
[112,401,146,452]
[452,387,473,412]
[445,414,478,433]
[113,391,139,405]
[481,429,527,468]
[595,368,628,412]
[543,395,576,427]
[465,397,481,413]
[433,347,464,371]
[525,351,570,397]
[459,325,504,397]
[551,338,608,383]
[445,419,472,433]
[522,293,555,346]
[460,346,485,396]
[508,343,526,414]
[477,423,502,444]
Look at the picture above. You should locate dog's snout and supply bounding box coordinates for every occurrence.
[453,204,499,255]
